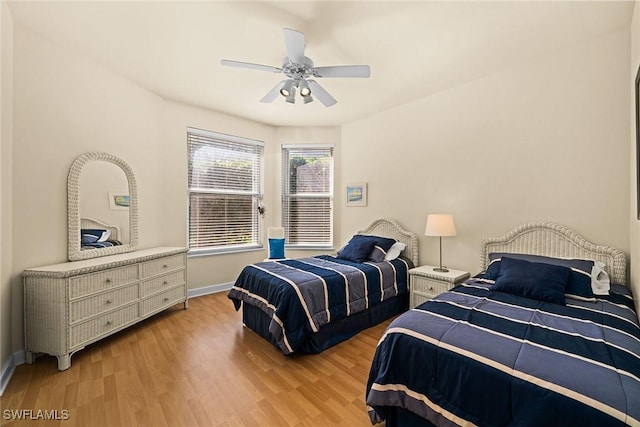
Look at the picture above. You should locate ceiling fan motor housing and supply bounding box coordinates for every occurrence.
[282,56,315,80]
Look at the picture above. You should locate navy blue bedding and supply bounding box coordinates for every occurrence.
[366,279,640,426]
[228,255,411,354]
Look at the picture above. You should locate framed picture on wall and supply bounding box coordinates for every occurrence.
[108,192,130,210]
[636,64,640,219]
[346,183,367,207]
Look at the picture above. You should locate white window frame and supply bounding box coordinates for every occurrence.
[281,144,334,249]
[187,127,264,256]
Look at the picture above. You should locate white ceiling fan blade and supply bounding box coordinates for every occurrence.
[307,80,337,107]
[283,28,305,64]
[260,81,286,103]
[313,65,371,78]
[221,59,282,73]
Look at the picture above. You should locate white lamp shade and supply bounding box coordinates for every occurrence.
[425,214,457,237]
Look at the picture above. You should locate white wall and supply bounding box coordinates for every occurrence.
[341,28,630,275]
[1,0,14,376]
[8,24,281,354]
[630,1,640,314]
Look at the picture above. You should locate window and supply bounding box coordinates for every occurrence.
[187,127,264,255]
[282,145,333,248]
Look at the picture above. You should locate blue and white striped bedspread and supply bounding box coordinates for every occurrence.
[228,255,410,355]
[366,279,640,426]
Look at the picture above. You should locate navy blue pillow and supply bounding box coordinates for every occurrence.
[358,235,397,262]
[269,238,285,259]
[337,236,377,263]
[492,257,570,305]
[486,253,595,301]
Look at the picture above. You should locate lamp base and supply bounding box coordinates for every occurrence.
[433,267,449,273]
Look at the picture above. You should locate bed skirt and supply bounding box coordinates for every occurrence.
[241,293,409,354]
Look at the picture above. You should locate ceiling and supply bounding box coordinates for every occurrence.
[6,1,636,127]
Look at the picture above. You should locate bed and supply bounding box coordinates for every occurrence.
[366,222,639,427]
[80,217,122,249]
[227,218,418,355]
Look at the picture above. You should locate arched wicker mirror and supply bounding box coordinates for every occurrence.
[68,152,138,261]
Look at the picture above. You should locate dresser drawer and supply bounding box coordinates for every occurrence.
[411,276,452,297]
[411,292,435,309]
[70,284,139,323]
[140,254,185,279]
[69,265,138,298]
[70,303,139,348]
[140,270,185,297]
[141,286,186,316]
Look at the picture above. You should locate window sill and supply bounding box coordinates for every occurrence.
[187,245,264,258]
[285,246,335,251]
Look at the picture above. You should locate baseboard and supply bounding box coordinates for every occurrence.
[0,350,24,397]
[188,282,233,298]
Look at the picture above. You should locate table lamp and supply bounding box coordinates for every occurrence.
[425,214,457,272]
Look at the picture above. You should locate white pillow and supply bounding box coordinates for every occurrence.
[590,261,610,295]
[97,230,111,242]
[384,242,406,261]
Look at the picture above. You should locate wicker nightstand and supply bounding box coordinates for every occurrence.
[409,265,470,308]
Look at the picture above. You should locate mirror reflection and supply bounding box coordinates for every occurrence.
[79,161,130,248]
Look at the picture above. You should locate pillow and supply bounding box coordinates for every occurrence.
[487,253,596,300]
[81,229,110,243]
[492,257,570,305]
[337,236,377,263]
[359,235,397,262]
[268,238,285,259]
[384,242,406,261]
[590,261,610,296]
[81,234,100,245]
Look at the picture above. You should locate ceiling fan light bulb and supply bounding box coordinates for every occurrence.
[298,79,311,97]
[280,79,296,98]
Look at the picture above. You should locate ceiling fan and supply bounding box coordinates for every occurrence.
[221,28,370,107]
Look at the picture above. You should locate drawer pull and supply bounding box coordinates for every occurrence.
[105,278,112,283]
[163,281,168,285]
[105,299,112,304]
[106,320,112,326]
[163,264,168,268]
[429,287,434,292]
[163,297,169,302]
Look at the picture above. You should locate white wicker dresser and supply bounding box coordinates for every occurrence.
[23,247,188,370]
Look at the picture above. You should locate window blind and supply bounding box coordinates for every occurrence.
[188,128,264,253]
[282,146,333,247]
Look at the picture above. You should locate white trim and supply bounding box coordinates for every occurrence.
[188,245,264,258]
[187,282,233,298]
[187,126,264,147]
[0,350,25,396]
[281,143,334,149]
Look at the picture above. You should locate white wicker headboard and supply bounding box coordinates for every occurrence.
[81,217,121,242]
[358,218,418,266]
[480,222,627,286]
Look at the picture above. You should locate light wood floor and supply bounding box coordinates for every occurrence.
[1,292,393,427]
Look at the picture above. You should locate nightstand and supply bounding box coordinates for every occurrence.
[409,265,470,308]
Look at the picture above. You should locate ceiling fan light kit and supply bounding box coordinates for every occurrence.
[221,28,371,107]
